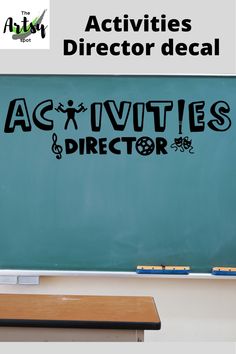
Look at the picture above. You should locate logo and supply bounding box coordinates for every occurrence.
[0,0,50,49]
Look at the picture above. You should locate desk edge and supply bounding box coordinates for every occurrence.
[0,319,161,330]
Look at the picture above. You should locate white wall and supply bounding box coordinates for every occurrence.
[0,276,236,341]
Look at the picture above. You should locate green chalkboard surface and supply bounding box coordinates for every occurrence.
[0,75,235,273]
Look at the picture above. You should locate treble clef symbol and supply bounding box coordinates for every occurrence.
[51,133,63,160]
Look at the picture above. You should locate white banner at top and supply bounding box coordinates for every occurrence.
[0,0,235,74]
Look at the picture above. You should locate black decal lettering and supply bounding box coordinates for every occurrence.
[133,103,145,131]
[33,99,53,131]
[78,138,85,155]
[146,101,173,132]
[4,98,31,133]
[189,101,205,132]
[65,139,78,154]
[99,138,107,154]
[104,100,131,131]
[208,101,231,131]
[109,138,121,154]
[156,137,168,154]
[121,137,136,154]
[86,137,98,154]
[91,103,103,131]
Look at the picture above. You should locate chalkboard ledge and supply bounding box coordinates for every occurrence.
[0,270,236,282]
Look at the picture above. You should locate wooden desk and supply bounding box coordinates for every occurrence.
[0,294,161,342]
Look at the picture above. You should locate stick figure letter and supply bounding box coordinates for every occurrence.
[55,100,87,130]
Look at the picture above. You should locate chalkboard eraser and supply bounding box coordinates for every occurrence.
[136,265,190,275]
[212,267,236,275]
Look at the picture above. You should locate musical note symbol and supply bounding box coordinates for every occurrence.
[51,133,63,160]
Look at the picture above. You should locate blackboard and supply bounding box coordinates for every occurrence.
[0,75,235,273]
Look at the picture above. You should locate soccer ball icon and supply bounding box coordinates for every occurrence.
[136,136,155,156]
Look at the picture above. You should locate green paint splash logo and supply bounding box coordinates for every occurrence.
[3,9,47,40]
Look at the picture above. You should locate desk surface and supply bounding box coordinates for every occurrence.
[0,294,161,330]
